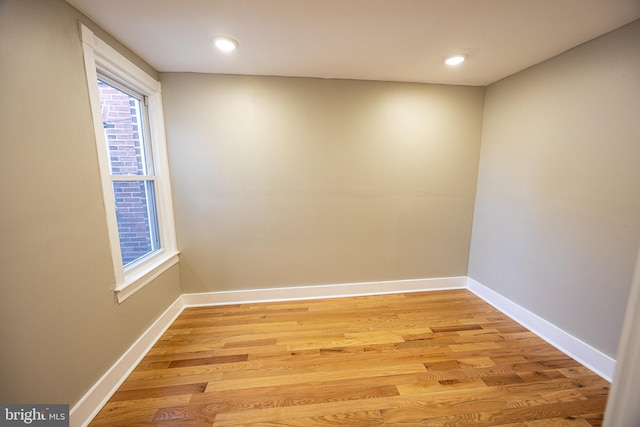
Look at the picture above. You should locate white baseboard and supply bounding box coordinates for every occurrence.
[181,276,467,307]
[467,277,615,382]
[69,297,185,427]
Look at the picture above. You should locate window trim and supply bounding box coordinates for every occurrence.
[80,24,179,303]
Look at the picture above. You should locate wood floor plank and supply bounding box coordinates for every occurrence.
[207,363,428,392]
[212,397,392,426]
[186,382,399,415]
[89,290,610,426]
[109,382,207,402]
[117,370,225,391]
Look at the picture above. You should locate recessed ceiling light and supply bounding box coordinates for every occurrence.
[445,54,467,66]
[214,36,239,52]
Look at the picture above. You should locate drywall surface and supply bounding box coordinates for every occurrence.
[162,73,484,292]
[0,0,181,405]
[469,20,640,357]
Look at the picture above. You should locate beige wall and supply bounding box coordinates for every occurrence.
[0,0,182,405]
[161,74,484,292]
[468,20,640,357]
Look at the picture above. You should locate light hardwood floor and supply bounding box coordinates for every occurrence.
[90,290,610,426]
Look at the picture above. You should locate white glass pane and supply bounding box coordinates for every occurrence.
[98,79,149,176]
[113,180,160,266]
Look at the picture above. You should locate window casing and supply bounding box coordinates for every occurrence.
[80,24,178,302]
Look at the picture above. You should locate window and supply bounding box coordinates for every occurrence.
[80,24,178,302]
[97,77,160,266]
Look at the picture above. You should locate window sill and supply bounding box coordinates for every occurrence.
[114,250,180,303]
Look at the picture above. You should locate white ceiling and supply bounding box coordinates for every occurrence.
[66,0,640,86]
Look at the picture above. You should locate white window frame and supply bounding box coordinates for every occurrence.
[80,24,179,303]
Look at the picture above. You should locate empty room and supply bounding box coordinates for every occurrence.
[1,0,639,425]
